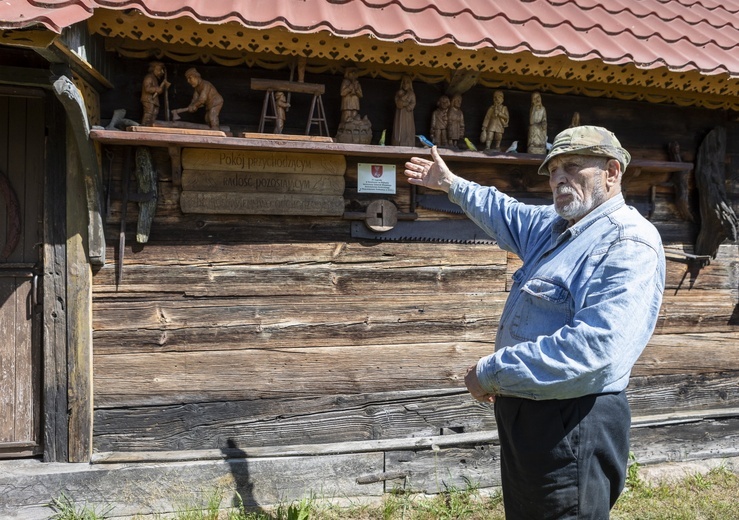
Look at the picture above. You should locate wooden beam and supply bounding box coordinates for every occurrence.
[91,430,499,464]
[66,119,93,463]
[53,75,106,266]
[0,67,53,90]
[49,40,114,90]
[90,407,739,464]
[42,96,69,462]
[90,129,693,173]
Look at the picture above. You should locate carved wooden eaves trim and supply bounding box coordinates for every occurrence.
[89,10,738,111]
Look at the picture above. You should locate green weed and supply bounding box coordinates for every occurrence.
[48,493,111,520]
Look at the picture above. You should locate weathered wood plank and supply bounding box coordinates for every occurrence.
[92,430,500,463]
[180,191,346,216]
[92,342,495,407]
[665,243,739,292]
[66,124,93,463]
[134,146,157,243]
[43,98,69,462]
[0,277,18,442]
[181,148,346,175]
[91,264,508,296]
[631,416,739,465]
[382,416,739,494]
[635,333,739,376]
[92,330,739,408]
[655,290,738,334]
[129,125,226,137]
[241,132,334,142]
[94,240,506,268]
[106,214,354,242]
[91,294,503,352]
[92,372,739,452]
[0,453,383,518]
[93,390,490,452]
[507,244,738,293]
[629,372,739,415]
[91,408,739,465]
[384,446,500,493]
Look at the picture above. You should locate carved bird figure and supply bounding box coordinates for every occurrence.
[505,140,518,153]
[464,137,478,151]
[378,129,386,146]
[416,134,435,148]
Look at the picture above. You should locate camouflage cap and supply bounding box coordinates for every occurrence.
[538,125,631,175]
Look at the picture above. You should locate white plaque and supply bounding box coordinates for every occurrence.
[357,163,396,194]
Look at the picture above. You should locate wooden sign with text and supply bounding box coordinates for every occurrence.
[180,192,345,216]
[179,148,347,216]
[182,170,344,195]
[181,149,346,176]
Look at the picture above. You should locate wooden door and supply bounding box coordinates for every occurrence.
[0,90,44,458]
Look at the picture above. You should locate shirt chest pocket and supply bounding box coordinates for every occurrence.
[510,276,573,342]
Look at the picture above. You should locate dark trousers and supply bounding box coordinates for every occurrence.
[494,391,630,519]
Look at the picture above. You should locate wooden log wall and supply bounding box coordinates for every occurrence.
[91,63,739,496]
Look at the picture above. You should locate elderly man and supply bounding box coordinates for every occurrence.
[404,126,665,519]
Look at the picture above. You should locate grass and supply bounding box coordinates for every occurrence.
[612,460,739,520]
[50,464,739,520]
[48,493,112,520]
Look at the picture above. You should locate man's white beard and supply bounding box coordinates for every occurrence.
[554,175,606,221]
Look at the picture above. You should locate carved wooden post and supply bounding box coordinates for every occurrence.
[135,147,157,243]
[694,126,739,258]
[53,75,106,266]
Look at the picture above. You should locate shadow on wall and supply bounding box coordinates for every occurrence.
[223,438,261,512]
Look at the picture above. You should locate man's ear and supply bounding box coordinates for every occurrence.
[605,159,621,187]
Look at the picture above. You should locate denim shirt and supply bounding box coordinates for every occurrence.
[449,179,665,400]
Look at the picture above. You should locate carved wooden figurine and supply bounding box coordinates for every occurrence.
[527,91,547,154]
[481,90,509,150]
[391,75,416,147]
[273,91,290,134]
[339,67,362,124]
[171,68,224,130]
[430,95,450,147]
[335,68,372,144]
[570,111,581,128]
[140,61,170,126]
[446,94,465,149]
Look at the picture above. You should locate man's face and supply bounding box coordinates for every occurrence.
[153,65,164,78]
[187,75,199,87]
[547,155,608,223]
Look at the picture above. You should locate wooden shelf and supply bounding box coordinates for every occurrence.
[89,128,692,174]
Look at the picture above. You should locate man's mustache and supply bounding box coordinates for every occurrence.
[555,185,577,196]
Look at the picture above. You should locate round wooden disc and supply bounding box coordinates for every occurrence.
[365,199,398,232]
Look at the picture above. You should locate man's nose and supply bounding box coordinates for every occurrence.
[549,168,567,186]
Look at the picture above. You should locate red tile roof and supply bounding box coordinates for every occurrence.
[2,0,738,78]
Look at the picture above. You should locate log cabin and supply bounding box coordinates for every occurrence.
[0,0,738,516]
